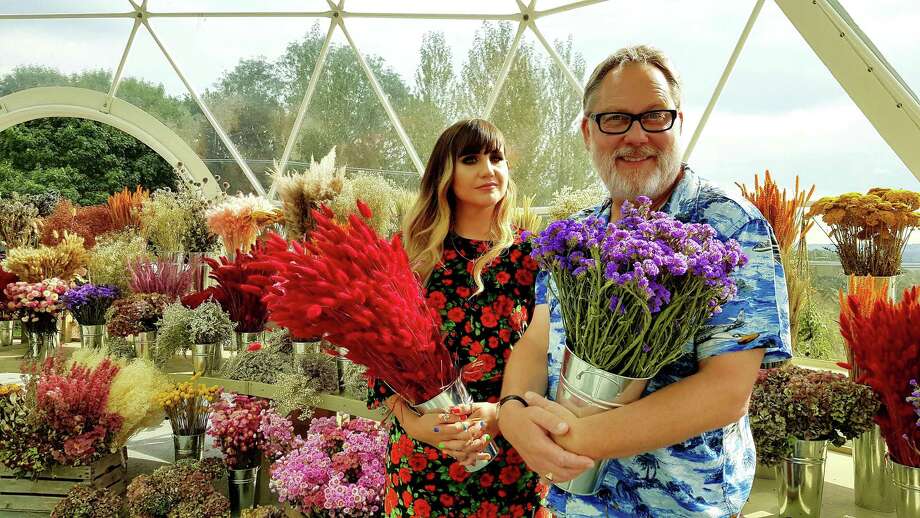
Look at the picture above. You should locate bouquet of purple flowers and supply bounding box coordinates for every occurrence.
[62,284,120,326]
[269,416,386,517]
[529,197,748,378]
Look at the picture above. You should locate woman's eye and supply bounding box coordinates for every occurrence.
[461,156,478,164]
[491,155,505,163]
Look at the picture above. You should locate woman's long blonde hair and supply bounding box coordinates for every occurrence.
[403,119,517,295]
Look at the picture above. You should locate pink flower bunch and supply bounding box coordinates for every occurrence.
[269,416,387,517]
[259,408,295,461]
[34,355,124,466]
[208,394,293,470]
[3,278,70,323]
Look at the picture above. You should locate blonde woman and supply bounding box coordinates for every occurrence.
[369,119,543,517]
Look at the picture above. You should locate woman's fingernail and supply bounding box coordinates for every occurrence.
[482,434,491,442]
[479,421,487,428]
[433,426,440,433]
[450,407,462,415]
[438,442,445,449]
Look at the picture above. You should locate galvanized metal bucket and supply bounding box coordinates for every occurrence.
[778,439,828,518]
[553,345,649,495]
[79,324,105,349]
[192,342,219,375]
[172,433,205,462]
[854,425,895,512]
[0,320,13,347]
[888,456,920,518]
[228,465,260,513]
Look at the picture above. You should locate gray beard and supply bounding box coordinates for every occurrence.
[592,141,682,202]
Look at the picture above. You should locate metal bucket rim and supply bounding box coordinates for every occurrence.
[562,344,653,383]
[887,456,920,490]
[410,376,468,412]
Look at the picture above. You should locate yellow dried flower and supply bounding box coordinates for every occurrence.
[1,232,88,282]
[806,187,920,275]
[0,384,22,397]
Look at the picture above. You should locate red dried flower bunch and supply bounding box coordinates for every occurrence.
[840,286,920,467]
[35,356,123,465]
[39,201,115,249]
[254,201,456,404]
[182,248,272,333]
[0,265,19,320]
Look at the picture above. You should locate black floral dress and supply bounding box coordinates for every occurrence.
[369,231,543,518]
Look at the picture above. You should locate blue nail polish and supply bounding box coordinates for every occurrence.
[433,426,440,433]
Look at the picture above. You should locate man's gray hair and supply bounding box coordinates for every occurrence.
[582,45,683,114]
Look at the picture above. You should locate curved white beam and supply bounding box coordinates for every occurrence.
[775,0,920,181]
[0,87,222,199]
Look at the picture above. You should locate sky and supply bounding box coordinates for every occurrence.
[1,0,919,243]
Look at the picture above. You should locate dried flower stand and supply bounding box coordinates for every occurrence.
[0,449,127,514]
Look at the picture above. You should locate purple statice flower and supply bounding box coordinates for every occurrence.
[61,283,120,325]
[526,196,748,377]
[909,379,920,428]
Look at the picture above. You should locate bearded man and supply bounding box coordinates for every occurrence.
[496,45,792,517]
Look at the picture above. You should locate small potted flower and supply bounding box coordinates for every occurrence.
[750,365,880,516]
[3,278,70,358]
[153,374,222,463]
[61,283,119,349]
[0,266,19,347]
[105,292,171,361]
[208,395,294,514]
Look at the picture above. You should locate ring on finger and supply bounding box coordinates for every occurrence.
[544,472,554,481]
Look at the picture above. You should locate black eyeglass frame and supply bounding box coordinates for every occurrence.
[589,109,678,135]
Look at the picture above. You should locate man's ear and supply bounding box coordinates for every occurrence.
[580,116,591,148]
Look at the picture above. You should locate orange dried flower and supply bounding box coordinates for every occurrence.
[106,187,149,231]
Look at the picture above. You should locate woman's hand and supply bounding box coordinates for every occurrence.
[389,398,487,460]
[446,402,500,467]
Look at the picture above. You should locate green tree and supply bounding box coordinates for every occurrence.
[0,117,176,205]
[404,31,459,163]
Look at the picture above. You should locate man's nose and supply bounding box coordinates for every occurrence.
[621,120,650,146]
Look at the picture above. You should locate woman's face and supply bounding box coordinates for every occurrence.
[450,147,509,210]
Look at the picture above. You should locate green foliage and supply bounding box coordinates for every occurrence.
[0,22,593,203]
[0,117,176,205]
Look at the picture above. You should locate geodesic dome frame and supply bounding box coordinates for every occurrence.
[1,0,918,199]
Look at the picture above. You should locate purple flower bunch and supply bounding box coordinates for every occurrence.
[528,196,748,377]
[269,416,387,517]
[62,283,120,325]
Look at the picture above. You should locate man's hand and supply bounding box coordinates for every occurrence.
[522,391,586,455]
[498,400,594,482]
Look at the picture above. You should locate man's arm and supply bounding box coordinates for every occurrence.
[528,347,765,459]
[498,304,595,480]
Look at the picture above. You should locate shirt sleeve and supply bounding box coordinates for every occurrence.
[695,218,793,365]
[535,270,549,305]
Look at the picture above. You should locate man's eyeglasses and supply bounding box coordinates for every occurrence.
[589,109,677,135]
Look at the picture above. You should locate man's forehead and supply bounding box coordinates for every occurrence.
[592,64,675,111]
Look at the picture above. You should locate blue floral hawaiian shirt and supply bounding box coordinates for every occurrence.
[536,167,792,517]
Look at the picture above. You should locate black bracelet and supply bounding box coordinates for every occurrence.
[498,394,529,409]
